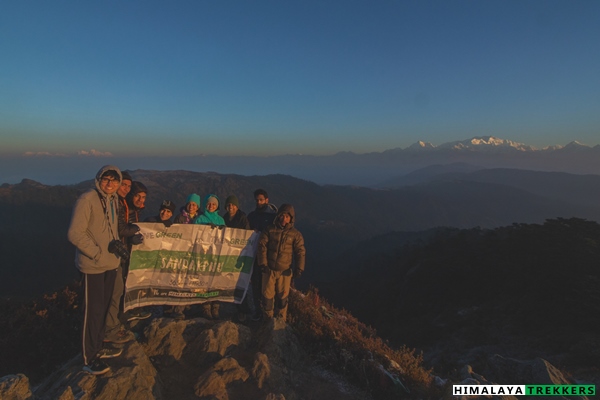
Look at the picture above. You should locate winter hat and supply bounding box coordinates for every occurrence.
[186,193,201,208]
[205,195,219,210]
[225,195,239,207]
[121,171,133,182]
[160,200,176,213]
[130,181,148,196]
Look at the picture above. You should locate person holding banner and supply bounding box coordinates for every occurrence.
[223,195,253,320]
[195,194,226,226]
[68,165,125,375]
[257,203,306,322]
[223,195,250,230]
[144,200,176,226]
[103,171,139,345]
[195,194,226,319]
[168,193,201,319]
[174,193,202,224]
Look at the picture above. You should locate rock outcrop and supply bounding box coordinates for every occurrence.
[0,313,372,400]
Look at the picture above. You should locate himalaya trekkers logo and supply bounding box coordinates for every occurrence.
[453,385,595,397]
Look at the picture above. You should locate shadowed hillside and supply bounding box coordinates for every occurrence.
[320,218,600,382]
[2,169,600,300]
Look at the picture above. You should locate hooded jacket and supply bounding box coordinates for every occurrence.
[67,165,122,274]
[195,194,226,226]
[126,181,147,223]
[257,204,306,273]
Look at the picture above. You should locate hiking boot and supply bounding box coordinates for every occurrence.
[126,309,152,322]
[104,329,135,344]
[83,359,110,375]
[211,303,220,320]
[97,346,123,359]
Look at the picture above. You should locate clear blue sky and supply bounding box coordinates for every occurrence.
[2,0,599,158]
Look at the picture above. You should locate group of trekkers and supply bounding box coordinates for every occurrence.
[67,165,306,375]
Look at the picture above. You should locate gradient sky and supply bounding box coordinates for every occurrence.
[2,0,600,158]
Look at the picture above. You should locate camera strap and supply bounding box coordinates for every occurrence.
[95,188,118,241]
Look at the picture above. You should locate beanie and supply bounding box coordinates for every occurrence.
[130,181,148,196]
[186,193,201,208]
[225,195,239,207]
[160,200,176,213]
[121,171,133,182]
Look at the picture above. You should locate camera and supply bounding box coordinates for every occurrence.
[108,239,130,261]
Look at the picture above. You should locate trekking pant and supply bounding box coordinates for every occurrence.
[261,268,292,321]
[104,265,124,336]
[82,269,117,365]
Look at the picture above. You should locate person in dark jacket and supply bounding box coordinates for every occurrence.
[104,171,139,345]
[126,181,147,224]
[257,204,306,321]
[247,189,278,320]
[222,195,253,320]
[223,195,250,230]
[144,200,176,226]
[121,181,151,322]
[247,189,277,232]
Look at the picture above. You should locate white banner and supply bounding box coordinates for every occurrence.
[123,223,258,311]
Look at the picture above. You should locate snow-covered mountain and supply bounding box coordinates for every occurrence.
[405,136,581,152]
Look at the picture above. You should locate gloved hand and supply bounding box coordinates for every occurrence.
[293,269,303,279]
[131,233,144,245]
[108,239,130,260]
[162,219,173,227]
[122,223,140,237]
[209,223,217,229]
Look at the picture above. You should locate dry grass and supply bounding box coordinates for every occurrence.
[288,286,439,399]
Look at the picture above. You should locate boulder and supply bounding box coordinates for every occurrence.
[0,374,33,400]
[194,357,249,399]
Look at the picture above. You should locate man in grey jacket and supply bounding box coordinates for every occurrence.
[68,165,126,375]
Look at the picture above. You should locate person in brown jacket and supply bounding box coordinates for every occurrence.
[257,203,306,321]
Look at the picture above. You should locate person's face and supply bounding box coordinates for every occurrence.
[206,200,218,213]
[132,192,146,209]
[226,203,238,216]
[159,208,173,221]
[186,202,199,214]
[117,179,132,198]
[99,176,119,195]
[278,213,291,227]
[255,195,268,208]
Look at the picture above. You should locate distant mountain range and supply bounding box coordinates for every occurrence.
[401,136,593,152]
[2,136,599,186]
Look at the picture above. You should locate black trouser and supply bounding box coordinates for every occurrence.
[251,261,263,315]
[82,269,117,365]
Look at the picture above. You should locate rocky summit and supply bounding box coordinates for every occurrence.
[1,288,593,400]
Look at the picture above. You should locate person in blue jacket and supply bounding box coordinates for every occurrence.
[195,194,225,226]
[195,194,225,318]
